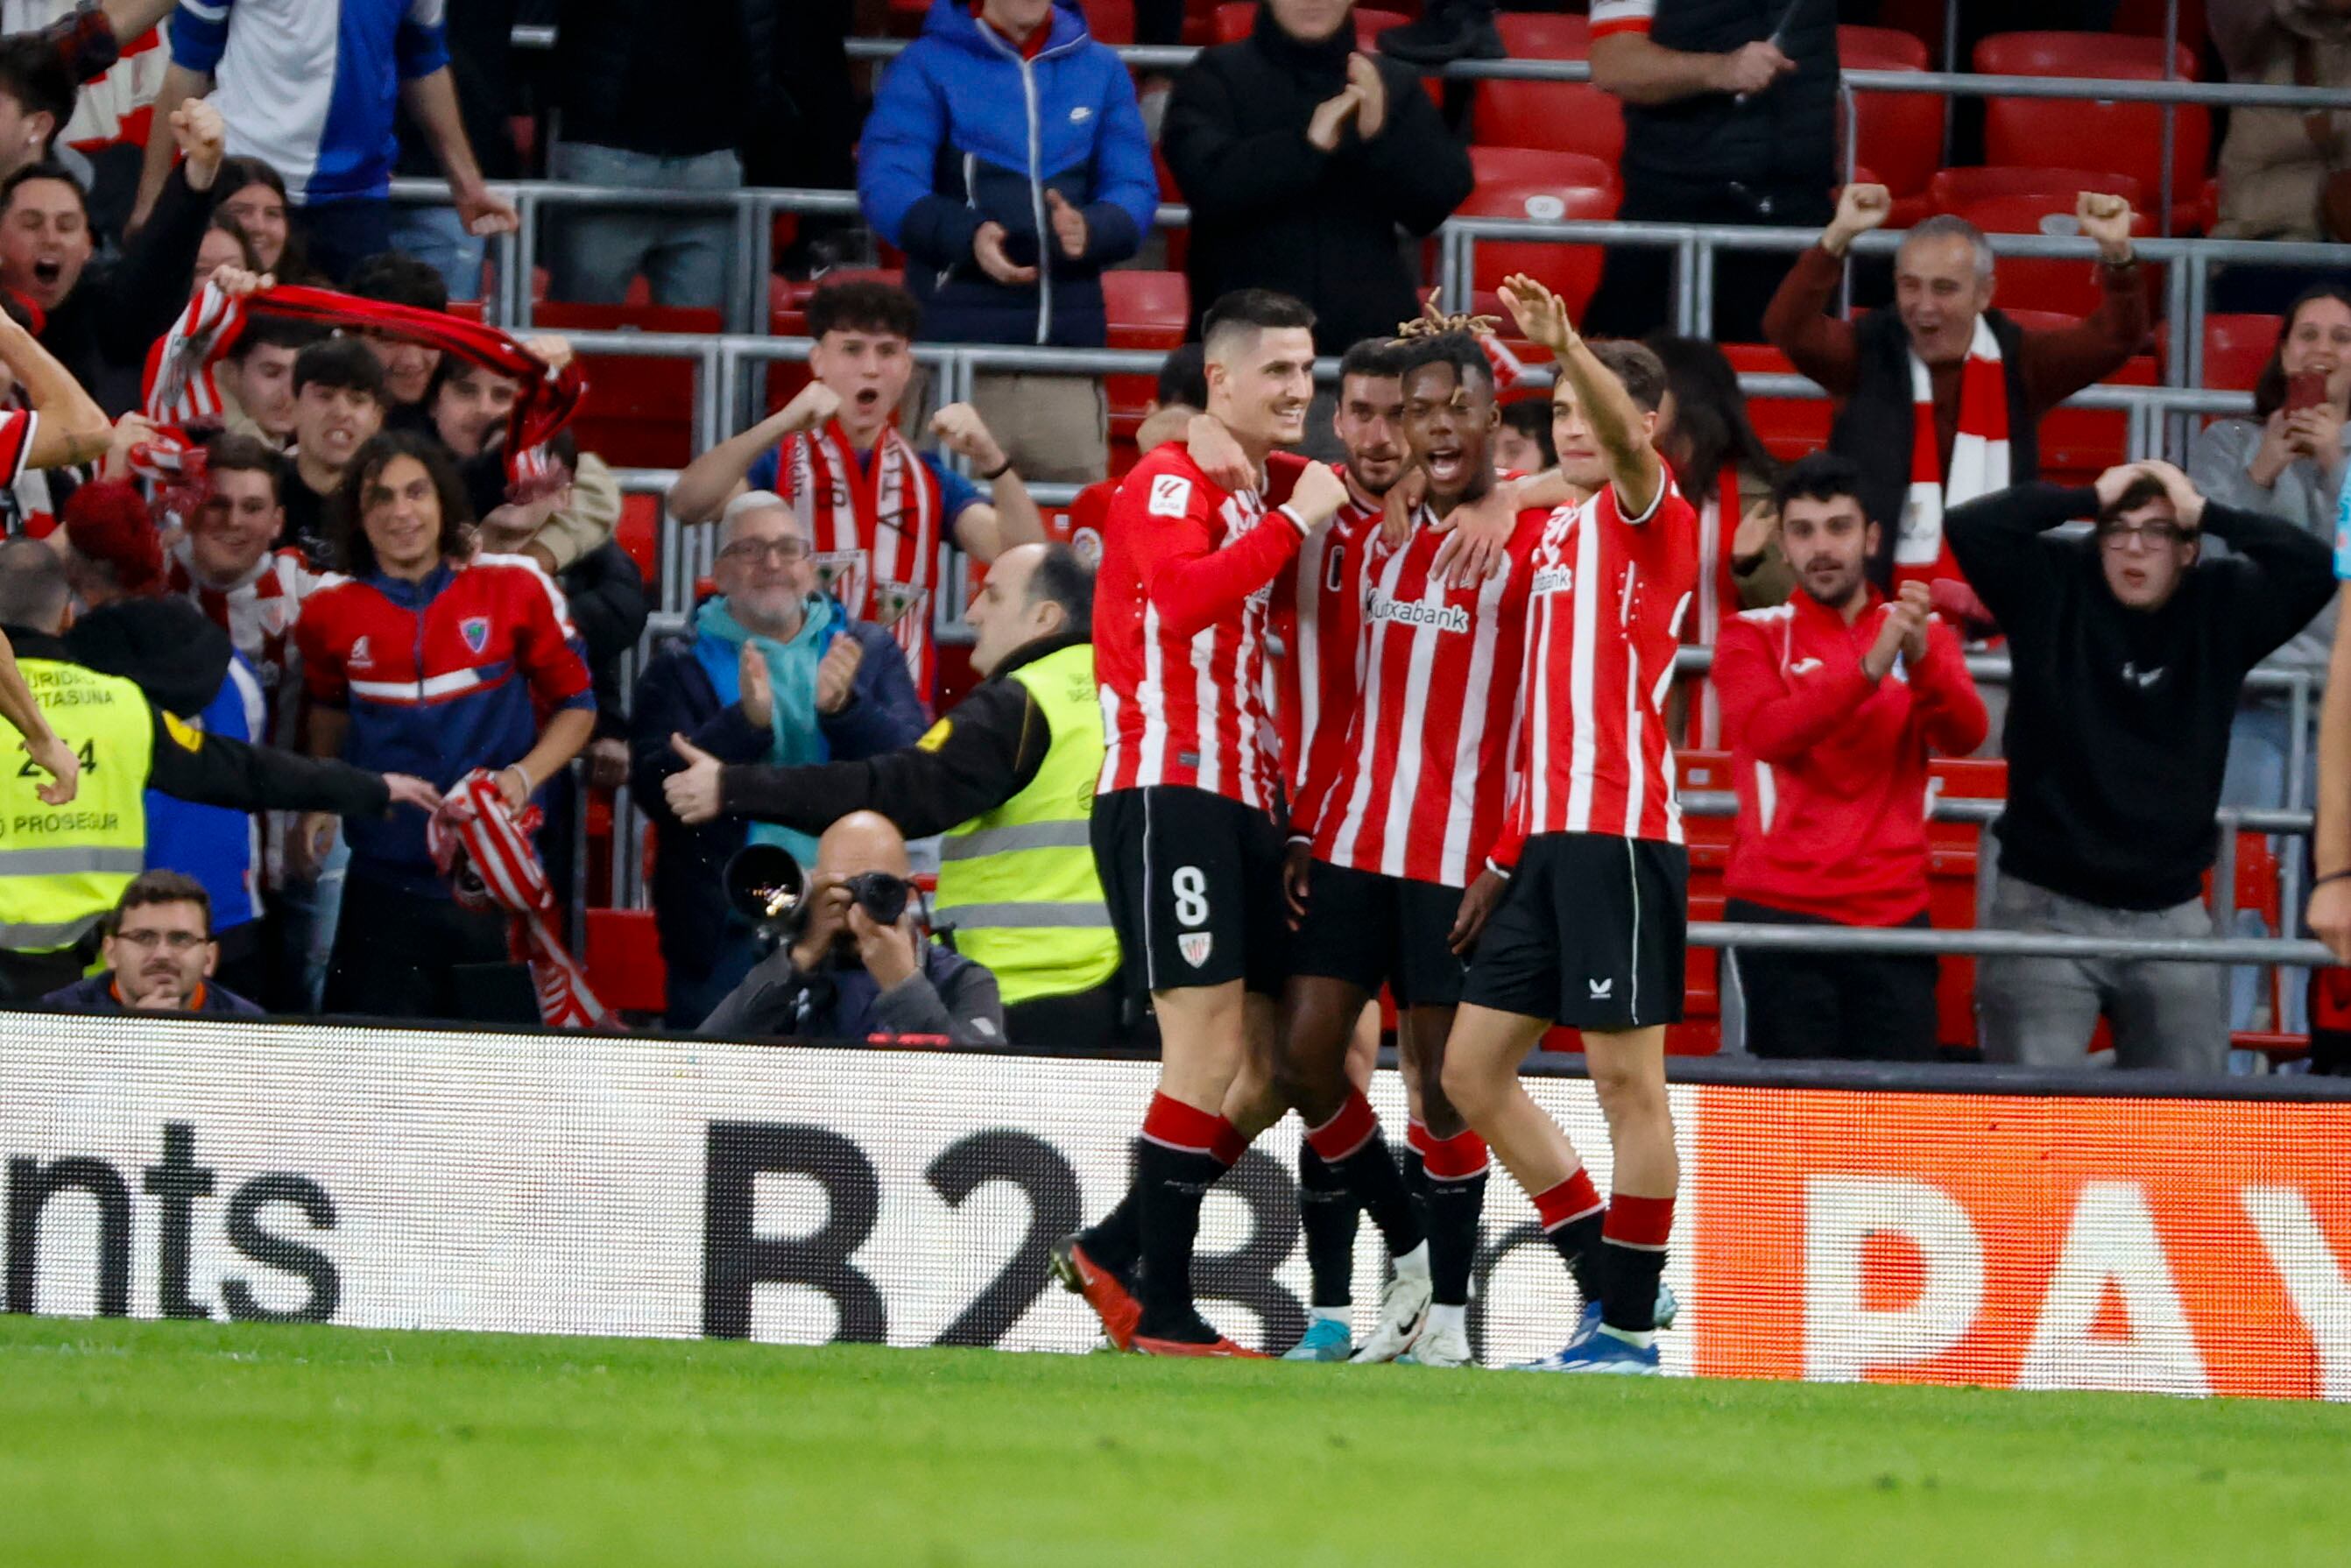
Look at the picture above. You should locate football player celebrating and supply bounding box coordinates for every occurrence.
[1277,328,1558,1367]
[1056,289,1349,1356]
[1438,274,1698,1374]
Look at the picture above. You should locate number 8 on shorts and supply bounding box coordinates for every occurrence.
[1089,784,1292,998]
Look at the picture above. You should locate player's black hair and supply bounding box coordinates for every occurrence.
[1337,336,1410,385]
[292,336,388,403]
[1769,450,1866,516]
[1025,542,1094,632]
[807,279,921,343]
[227,314,329,363]
[333,431,475,576]
[1154,342,1207,409]
[0,38,76,158]
[1201,288,1316,361]
[347,251,449,314]
[1399,330,1493,395]
[1499,399,1556,467]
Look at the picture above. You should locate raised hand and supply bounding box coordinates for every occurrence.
[22,733,75,805]
[930,402,1008,474]
[1345,53,1388,140]
[171,98,226,190]
[2075,191,2136,264]
[1825,183,1893,256]
[815,632,865,715]
[1307,85,1362,152]
[1287,460,1350,526]
[1184,413,1253,492]
[777,380,843,437]
[738,641,773,727]
[1498,272,1576,355]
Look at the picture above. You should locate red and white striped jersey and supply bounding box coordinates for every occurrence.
[773,421,944,700]
[168,538,328,716]
[1265,456,1380,802]
[1492,474,1700,865]
[1301,504,1546,888]
[1096,444,1309,814]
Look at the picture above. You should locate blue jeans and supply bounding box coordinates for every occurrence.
[385,203,487,302]
[546,143,740,310]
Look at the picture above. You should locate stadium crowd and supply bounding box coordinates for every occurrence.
[0,0,2338,1118]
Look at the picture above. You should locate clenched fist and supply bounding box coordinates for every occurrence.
[2075,190,2136,265]
[1825,183,1893,256]
[1285,460,1350,529]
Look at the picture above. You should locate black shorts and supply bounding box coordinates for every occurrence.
[1290,859,1468,1009]
[1461,832,1688,1030]
[1092,785,1289,996]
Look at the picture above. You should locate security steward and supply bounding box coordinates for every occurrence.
[666,542,1121,1046]
[0,539,439,1002]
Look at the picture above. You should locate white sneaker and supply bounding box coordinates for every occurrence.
[1396,1318,1474,1367]
[1347,1271,1434,1364]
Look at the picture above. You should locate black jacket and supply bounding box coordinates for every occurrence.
[1630,0,1839,196]
[559,542,649,741]
[64,596,233,719]
[42,971,264,1015]
[3,626,392,818]
[42,166,212,414]
[698,936,1004,1045]
[554,0,780,157]
[1162,7,1473,355]
[1944,485,2336,910]
[717,632,1084,836]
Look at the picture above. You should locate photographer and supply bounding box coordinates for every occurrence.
[698,810,1005,1045]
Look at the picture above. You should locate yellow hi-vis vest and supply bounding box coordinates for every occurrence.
[934,642,1119,1008]
[0,659,154,954]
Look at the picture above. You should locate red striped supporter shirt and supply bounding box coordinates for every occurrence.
[1095,444,1311,814]
[1264,454,1380,802]
[1490,474,1699,866]
[1298,503,1546,888]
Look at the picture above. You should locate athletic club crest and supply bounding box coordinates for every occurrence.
[1179,931,1213,968]
[460,616,491,654]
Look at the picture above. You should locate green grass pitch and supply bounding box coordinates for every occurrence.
[4,1317,2347,1567]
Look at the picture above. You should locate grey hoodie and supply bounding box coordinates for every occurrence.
[2186,413,2346,677]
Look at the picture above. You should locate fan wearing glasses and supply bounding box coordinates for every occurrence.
[631,490,928,1028]
[43,872,262,1016]
[1940,460,2335,1071]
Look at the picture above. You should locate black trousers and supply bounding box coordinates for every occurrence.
[1583,175,1836,345]
[1726,899,1941,1062]
[321,879,517,1022]
[1004,981,1125,1055]
[0,943,95,1006]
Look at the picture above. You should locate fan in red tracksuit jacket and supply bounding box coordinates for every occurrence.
[297,545,596,1017]
[1713,581,1987,1062]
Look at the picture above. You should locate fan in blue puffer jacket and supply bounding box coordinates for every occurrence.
[858,0,1158,357]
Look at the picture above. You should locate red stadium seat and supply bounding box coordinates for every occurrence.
[1086,0,1135,43]
[615,492,660,584]
[1102,269,1189,443]
[1959,194,2158,321]
[1926,167,2145,218]
[532,302,721,470]
[2112,0,2206,56]
[1471,14,1623,166]
[1839,25,1943,214]
[1456,148,1619,321]
[2203,313,2283,392]
[1975,32,2211,227]
[1720,343,1831,464]
[583,908,668,1016]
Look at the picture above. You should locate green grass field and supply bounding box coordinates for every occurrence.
[4,1317,2347,1567]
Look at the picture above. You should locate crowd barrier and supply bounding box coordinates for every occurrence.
[4,1014,2344,1397]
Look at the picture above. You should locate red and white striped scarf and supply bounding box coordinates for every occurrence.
[1895,315,2009,592]
[148,281,587,496]
[427,770,613,1031]
[166,537,320,699]
[783,420,942,696]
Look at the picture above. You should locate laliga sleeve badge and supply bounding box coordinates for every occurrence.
[1148,475,1192,518]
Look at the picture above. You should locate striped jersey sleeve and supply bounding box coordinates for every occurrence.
[1590,0,1656,39]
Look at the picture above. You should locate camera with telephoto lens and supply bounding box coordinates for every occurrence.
[724,844,914,950]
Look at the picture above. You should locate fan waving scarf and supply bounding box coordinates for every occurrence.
[427,770,614,1031]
